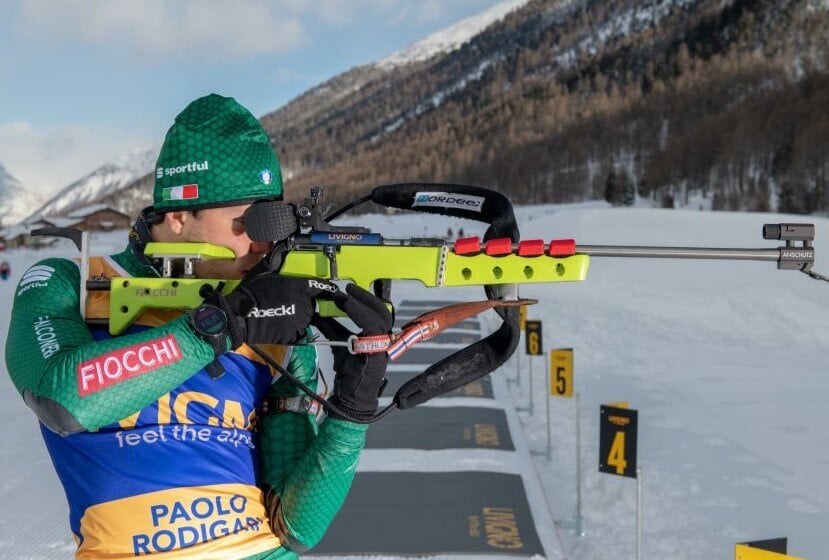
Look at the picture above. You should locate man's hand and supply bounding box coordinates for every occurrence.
[205,264,339,348]
[313,284,393,422]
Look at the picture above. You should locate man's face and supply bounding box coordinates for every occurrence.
[179,204,273,279]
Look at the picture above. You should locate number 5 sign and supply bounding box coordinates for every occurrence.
[599,405,638,478]
[550,349,573,397]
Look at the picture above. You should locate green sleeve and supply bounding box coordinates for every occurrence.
[258,343,320,496]
[270,339,320,399]
[269,419,367,552]
[258,342,367,552]
[4,258,218,434]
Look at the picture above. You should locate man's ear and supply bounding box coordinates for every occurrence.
[163,211,189,235]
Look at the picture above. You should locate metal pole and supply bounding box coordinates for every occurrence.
[528,354,534,416]
[514,348,529,412]
[579,245,781,261]
[511,337,521,386]
[636,467,642,560]
[510,285,521,386]
[575,391,584,537]
[80,231,90,319]
[545,351,551,460]
[514,353,530,412]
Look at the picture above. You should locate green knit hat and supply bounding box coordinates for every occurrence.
[153,93,283,211]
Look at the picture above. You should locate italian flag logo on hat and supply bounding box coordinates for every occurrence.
[162,184,199,201]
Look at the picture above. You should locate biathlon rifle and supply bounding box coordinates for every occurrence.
[32,183,824,416]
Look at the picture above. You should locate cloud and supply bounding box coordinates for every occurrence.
[406,1,450,22]
[14,0,485,56]
[310,0,458,25]
[0,120,143,196]
[17,0,307,58]
[306,0,357,25]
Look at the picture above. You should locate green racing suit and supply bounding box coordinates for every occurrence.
[4,244,367,559]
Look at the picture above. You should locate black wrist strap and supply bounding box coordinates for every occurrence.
[188,305,230,380]
[259,395,319,416]
[210,292,245,349]
[203,337,227,380]
[205,359,225,380]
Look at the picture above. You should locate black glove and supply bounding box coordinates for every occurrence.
[313,284,393,422]
[204,264,340,348]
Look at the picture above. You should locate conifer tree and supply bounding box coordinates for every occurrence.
[604,170,622,206]
[622,173,636,206]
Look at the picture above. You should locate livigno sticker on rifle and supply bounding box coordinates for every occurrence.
[413,192,485,212]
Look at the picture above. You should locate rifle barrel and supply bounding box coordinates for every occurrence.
[577,245,781,262]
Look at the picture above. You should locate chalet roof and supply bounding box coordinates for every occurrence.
[22,219,53,229]
[0,224,31,240]
[67,203,112,219]
[2,204,132,241]
[41,216,83,228]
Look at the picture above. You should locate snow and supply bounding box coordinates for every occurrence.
[806,0,829,11]
[427,57,496,108]
[28,147,157,221]
[372,0,524,139]
[1,203,828,559]
[66,203,111,219]
[554,0,697,70]
[0,163,44,227]
[43,217,83,228]
[373,57,497,143]
[376,0,531,69]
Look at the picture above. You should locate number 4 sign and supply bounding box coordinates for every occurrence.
[599,404,638,478]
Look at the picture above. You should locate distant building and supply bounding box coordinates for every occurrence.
[64,204,131,231]
[38,216,83,229]
[0,223,47,249]
[0,204,132,249]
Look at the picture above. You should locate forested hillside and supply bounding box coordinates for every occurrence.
[111,0,829,215]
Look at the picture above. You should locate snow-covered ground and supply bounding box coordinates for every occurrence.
[1,202,827,559]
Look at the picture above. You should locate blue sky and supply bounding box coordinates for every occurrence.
[0,0,509,197]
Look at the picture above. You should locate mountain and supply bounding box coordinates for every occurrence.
[26,147,157,221]
[259,0,829,214]
[0,163,44,227]
[49,0,829,216]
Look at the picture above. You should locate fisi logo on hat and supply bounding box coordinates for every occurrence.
[259,169,274,185]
